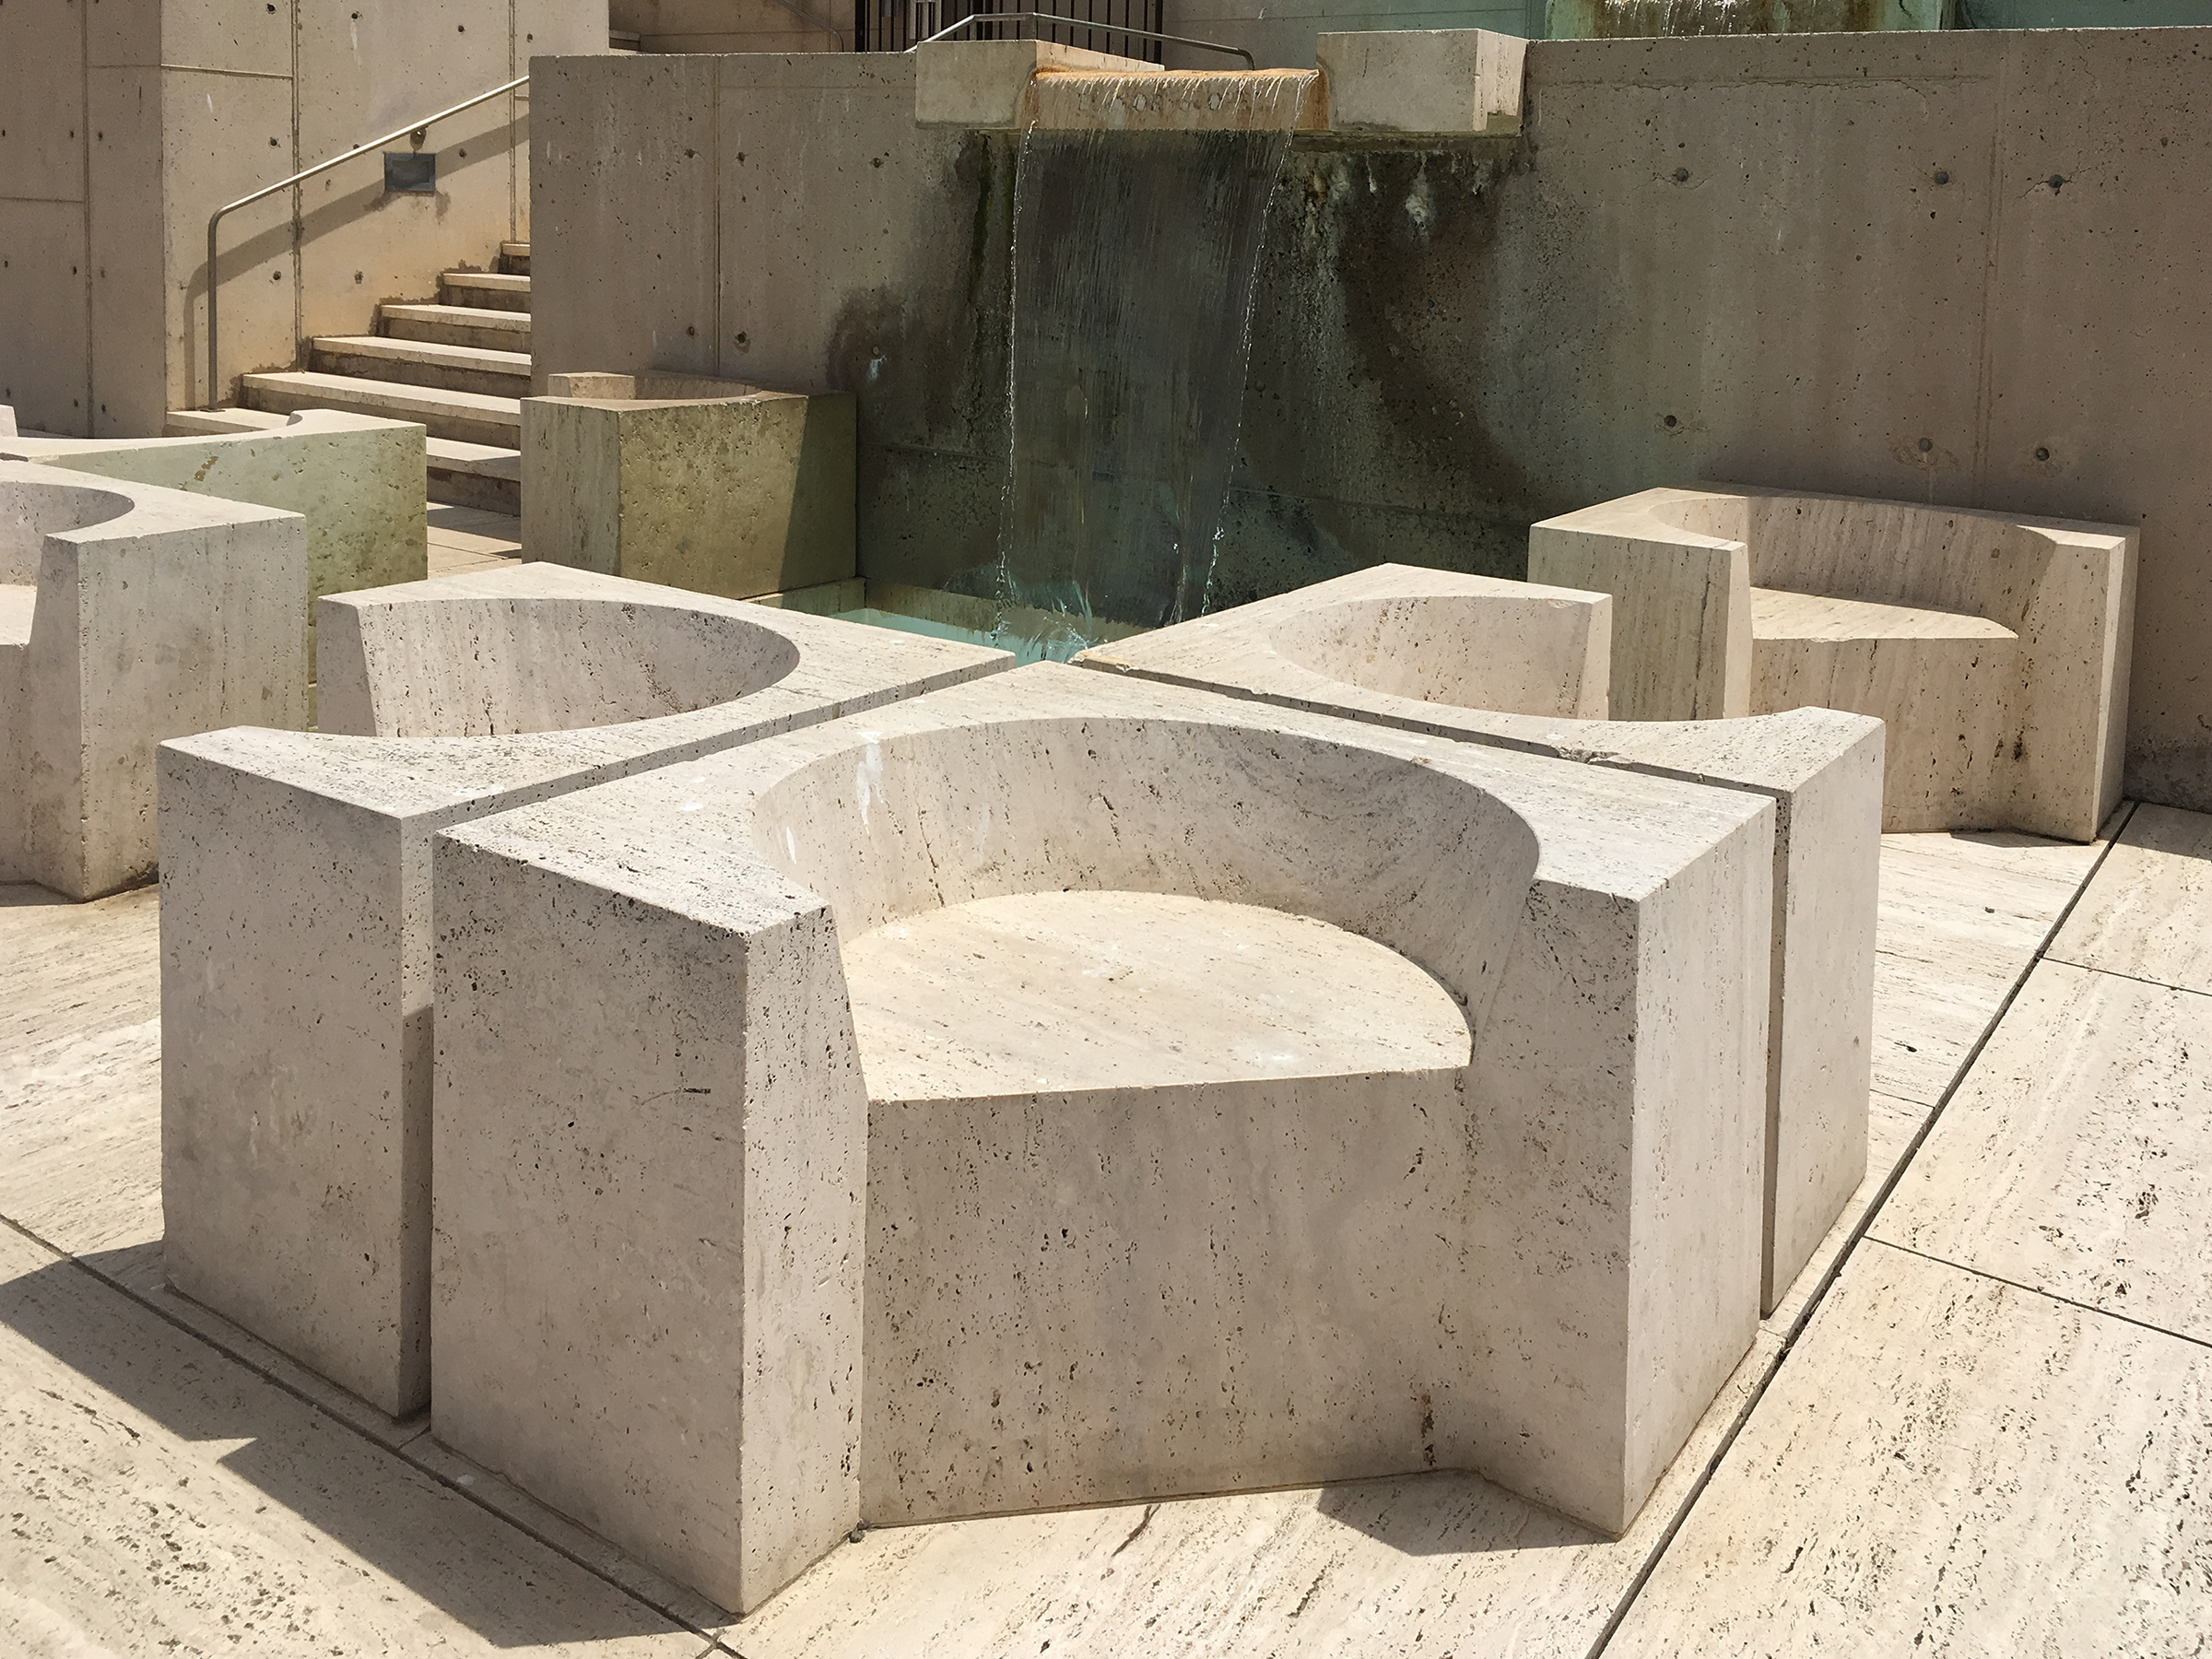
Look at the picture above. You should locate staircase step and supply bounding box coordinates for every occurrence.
[311,335,532,398]
[499,241,531,276]
[381,302,532,352]
[427,436,523,513]
[441,270,532,312]
[241,371,521,448]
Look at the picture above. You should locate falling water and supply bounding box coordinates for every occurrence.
[987,72,1309,662]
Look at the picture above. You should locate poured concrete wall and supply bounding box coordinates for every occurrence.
[610,0,850,53]
[532,27,2212,811]
[0,0,605,437]
[1161,0,1539,67]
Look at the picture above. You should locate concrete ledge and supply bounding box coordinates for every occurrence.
[1318,29,1526,136]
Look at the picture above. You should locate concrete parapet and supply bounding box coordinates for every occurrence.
[4,410,428,672]
[158,564,1009,1420]
[429,660,1773,1610]
[1317,29,1527,135]
[1077,561,1883,1311]
[0,463,304,900]
[522,374,855,604]
[1532,486,2136,840]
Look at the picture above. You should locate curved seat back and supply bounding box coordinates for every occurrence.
[1266,586,1609,718]
[318,592,803,737]
[752,713,1539,1031]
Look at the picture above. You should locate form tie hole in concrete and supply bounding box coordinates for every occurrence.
[1674,167,1689,182]
[2048,174,2065,192]
[1934,169,1949,184]
[1918,437,1933,453]
[2036,446,2052,462]
[1664,414,1678,428]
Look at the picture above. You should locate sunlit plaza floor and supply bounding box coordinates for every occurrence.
[5,799,2208,1655]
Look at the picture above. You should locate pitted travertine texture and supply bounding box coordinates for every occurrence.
[159,561,1009,1423]
[3,410,428,673]
[1260,572,1609,718]
[520,383,854,604]
[429,661,1773,1614]
[0,463,304,900]
[1077,561,1881,1312]
[1531,485,2136,840]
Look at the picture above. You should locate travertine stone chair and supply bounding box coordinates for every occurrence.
[159,562,1009,1420]
[429,662,1775,1613]
[4,410,428,672]
[1078,562,1884,1313]
[1530,486,2136,839]
[0,463,304,900]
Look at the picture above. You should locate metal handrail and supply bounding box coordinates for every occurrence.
[913,9,1256,65]
[205,74,528,409]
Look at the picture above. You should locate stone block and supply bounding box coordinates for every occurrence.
[913,39,1160,128]
[159,563,1009,1420]
[4,410,429,671]
[522,376,854,603]
[0,462,304,900]
[429,660,1773,1610]
[1024,68,1328,133]
[1531,486,2136,839]
[1318,29,1526,136]
[1076,562,1882,1311]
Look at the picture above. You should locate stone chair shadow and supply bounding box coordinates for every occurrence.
[0,1244,698,1648]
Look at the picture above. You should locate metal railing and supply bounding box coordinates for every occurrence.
[913,8,1254,64]
[865,0,1171,60]
[204,75,528,410]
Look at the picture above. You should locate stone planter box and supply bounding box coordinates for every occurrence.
[521,371,854,603]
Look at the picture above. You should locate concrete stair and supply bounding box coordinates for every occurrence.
[379,303,531,353]
[235,240,532,512]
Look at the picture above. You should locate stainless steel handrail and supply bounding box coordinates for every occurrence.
[205,75,529,409]
[912,9,1256,66]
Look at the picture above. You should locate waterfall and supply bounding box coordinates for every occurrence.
[987,72,1310,663]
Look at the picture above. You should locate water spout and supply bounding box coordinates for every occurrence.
[986,70,1310,661]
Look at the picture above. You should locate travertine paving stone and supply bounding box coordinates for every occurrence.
[0,1225,715,1659]
[1877,959,2212,1344]
[0,883,162,1259]
[1606,1242,2212,1654]
[1867,824,2112,1105]
[2047,802,2212,994]
[716,1335,1786,1659]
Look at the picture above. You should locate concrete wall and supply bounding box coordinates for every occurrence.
[611,0,851,53]
[0,0,605,438]
[530,28,2212,811]
[1162,0,1540,67]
